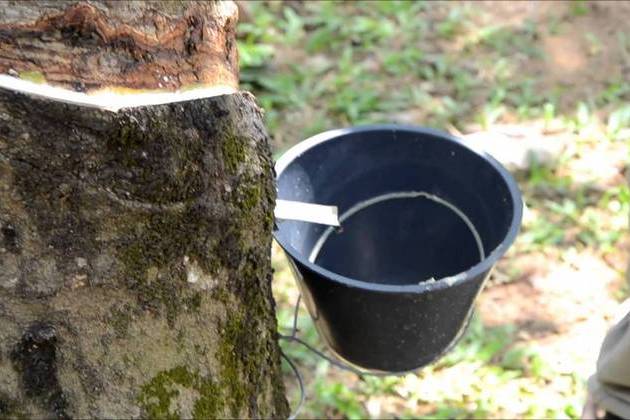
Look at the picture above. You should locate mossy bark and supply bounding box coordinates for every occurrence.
[0,88,289,418]
[0,1,288,418]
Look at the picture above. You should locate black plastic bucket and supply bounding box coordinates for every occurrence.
[274,125,523,373]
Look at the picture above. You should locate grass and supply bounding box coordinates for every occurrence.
[239,2,583,144]
[275,288,583,419]
[239,1,630,418]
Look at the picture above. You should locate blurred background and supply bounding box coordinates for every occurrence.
[237,1,630,418]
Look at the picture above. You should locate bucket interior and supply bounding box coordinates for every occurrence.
[275,128,516,286]
[311,194,483,285]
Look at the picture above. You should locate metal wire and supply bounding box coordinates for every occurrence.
[290,295,301,336]
[279,348,305,420]
[278,292,398,419]
[309,191,486,264]
[279,333,367,376]
[278,293,306,419]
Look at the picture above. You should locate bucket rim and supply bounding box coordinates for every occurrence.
[273,124,523,294]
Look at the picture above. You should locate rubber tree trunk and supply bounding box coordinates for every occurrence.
[0,1,288,418]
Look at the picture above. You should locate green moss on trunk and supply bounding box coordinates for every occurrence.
[0,89,289,417]
[138,366,223,419]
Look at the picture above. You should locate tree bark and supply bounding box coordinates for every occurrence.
[0,1,288,418]
[0,1,239,91]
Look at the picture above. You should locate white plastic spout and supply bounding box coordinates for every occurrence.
[274,199,339,226]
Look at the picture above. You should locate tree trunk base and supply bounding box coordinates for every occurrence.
[0,89,288,418]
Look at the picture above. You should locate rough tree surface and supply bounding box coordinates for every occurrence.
[0,0,239,91]
[0,1,288,418]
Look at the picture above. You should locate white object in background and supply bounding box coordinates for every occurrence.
[462,125,567,171]
[274,200,339,226]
